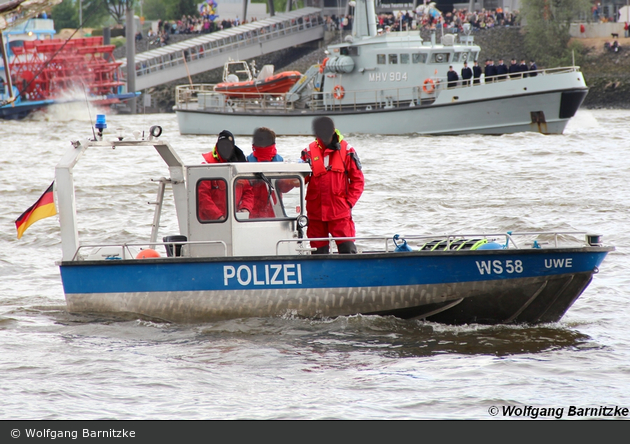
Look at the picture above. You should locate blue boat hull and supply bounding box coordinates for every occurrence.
[59,247,611,324]
[0,99,56,119]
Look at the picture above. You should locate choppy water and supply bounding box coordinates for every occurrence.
[1,107,629,420]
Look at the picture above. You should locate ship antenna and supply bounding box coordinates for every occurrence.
[81,79,97,141]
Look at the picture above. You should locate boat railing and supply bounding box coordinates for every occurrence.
[175,65,583,113]
[386,231,591,250]
[175,84,438,113]
[276,231,594,255]
[446,65,582,90]
[72,240,228,261]
[67,230,597,260]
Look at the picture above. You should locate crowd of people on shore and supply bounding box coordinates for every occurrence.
[143,14,260,47]
[137,5,518,48]
[323,7,519,34]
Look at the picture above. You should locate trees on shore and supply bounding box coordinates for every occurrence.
[521,0,591,67]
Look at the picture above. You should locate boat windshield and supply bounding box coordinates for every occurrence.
[235,175,302,221]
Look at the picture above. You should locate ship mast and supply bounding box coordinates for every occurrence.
[351,0,378,40]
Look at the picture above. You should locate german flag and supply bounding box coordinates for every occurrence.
[15,182,57,239]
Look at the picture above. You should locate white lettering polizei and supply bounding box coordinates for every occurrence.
[223,264,303,286]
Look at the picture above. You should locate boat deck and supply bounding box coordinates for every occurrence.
[175,66,582,115]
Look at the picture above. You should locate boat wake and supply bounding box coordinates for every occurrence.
[28,306,602,358]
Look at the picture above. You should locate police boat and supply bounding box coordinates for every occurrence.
[54,121,613,325]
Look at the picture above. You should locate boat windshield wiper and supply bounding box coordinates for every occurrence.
[255,172,275,201]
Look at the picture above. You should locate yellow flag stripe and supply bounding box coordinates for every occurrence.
[16,201,57,239]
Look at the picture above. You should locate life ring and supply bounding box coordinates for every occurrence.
[422,78,435,94]
[333,85,345,100]
[319,57,329,74]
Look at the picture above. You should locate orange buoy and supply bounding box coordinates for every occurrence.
[333,84,345,100]
[136,249,161,259]
[422,78,435,94]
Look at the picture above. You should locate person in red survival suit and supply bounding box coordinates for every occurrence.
[300,116,364,254]
[198,130,253,221]
[247,127,299,219]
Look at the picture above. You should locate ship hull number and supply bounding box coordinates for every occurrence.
[369,72,408,82]
[475,258,574,275]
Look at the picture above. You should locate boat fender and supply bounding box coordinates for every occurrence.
[333,85,345,100]
[136,249,161,259]
[393,234,414,252]
[475,242,505,250]
[319,57,329,74]
[422,78,435,94]
[469,239,489,250]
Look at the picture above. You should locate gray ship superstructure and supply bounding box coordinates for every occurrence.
[174,0,588,136]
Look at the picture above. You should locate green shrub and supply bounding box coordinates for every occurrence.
[111,36,126,48]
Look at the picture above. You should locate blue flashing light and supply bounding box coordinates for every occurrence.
[95,114,107,130]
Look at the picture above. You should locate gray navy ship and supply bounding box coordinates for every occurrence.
[174,0,588,136]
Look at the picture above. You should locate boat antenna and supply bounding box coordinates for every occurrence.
[80,78,97,141]
[0,6,99,107]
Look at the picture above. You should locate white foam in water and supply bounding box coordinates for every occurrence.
[27,86,106,122]
[565,109,600,132]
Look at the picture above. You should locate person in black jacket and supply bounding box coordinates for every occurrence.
[529,60,538,77]
[519,59,529,78]
[461,61,473,86]
[484,59,497,83]
[508,58,520,79]
[496,58,508,81]
[472,60,482,85]
[447,65,459,88]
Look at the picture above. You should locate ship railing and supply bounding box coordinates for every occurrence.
[175,64,584,113]
[310,85,441,111]
[276,231,597,255]
[444,65,582,90]
[175,83,439,112]
[66,231,599,260]
[131,12,324,78]
[71,240,228,261]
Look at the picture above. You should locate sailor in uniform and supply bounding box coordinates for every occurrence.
[461,61,473,86]
[496,58,508,81]
[519,59,529,78]
[508,58,520,79]
[484,59,497,83]
[472,60,482,85]
[447,65,460,89]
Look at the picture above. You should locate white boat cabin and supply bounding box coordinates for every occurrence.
[55,128,312,262]
[185,161,309,258]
